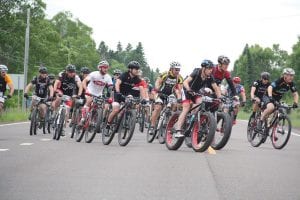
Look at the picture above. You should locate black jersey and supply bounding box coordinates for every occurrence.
[58,72,81,96]
[252,80,270,99]
[31,76,51,98]
[119,72,142,97]
[188,68,215,92]
[271,77,297,100]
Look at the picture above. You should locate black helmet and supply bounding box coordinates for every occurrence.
[80,66,90,74]
[217,55,230,65]
[128,61,140,69]
[261,72,270,80]
[48,74,55,80]
[113,69,122,75]
[66,64,76,72]
[201,59,214,68]
[39,66,48,74]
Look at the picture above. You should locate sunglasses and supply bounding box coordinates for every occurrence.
[174,68,180,71]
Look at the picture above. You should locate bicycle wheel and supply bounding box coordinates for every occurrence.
[118,109,137,146]
[147,122,158,143]
[85,110,100,143]
[43,107,51,134]
[247,115,264,147]
[211,112,232,150]
[165,112,184,150]
[30,108,38,136]
[191,112,216,152]
[271,116,291,149]
[102,111,116,145]
[71,108,81,138]
[95,107,103,134]
[139,107,145,133]
[158,113,170,144]
[55,110,65,140]
[52,114,59,140]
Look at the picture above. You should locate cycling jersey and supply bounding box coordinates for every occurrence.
[86,71,113,96]
[118,72,143,97]
[159,71,183,95]
[212,66,236,96]
[271,77,297,101]
[252,80,270,99]
[57,72,81,96]
[228,84,245,96]
[31,76,51,98]
[0,74,13,93]
[188,68,215,92]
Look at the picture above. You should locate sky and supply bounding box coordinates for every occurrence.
[44,0,300,76]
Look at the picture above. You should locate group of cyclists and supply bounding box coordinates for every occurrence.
[0,54,298,150]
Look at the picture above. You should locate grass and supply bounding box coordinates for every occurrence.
[0,108,29,123]
[237,109,300,128]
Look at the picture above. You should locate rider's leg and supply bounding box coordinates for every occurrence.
[81,95,92,120]
[233,106,239,125]
[106,102,120,128]
[150,103,162,127]
[174,101,191,137]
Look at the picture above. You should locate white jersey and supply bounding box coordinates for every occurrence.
[86,71,113,96]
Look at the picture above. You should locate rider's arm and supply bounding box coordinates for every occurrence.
[154,77,162,92]
[183,76,193,91]
[5,75,14,96]
[82,76,90,91]
[24,83,33,94]
[53,79,61,92]
[250,86,256,99]
[76,80,83,96]
[292,92,299,104]
[267,85,273,97]
[115,79,122,93]
[226,77,237,96]
[212,83,221,98]
[175,84,182,99]
[48,85,54,97]
[240,86,246,102]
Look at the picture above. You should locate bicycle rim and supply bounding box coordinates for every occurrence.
[118,110,136,146]
[271,116,291,149]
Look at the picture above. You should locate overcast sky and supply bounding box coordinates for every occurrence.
[44,0,300,76]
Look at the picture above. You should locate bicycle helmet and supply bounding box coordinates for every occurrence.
[80,66,90,74]
[260,72,270,80]
[170,61,181,69]
[66,64,76,72]
[113,69,122,75]
[0,64,8,72]
[127,61,140,69]
[98,60,109,68]
[48,74,55,80]
[233,76,241,84]
[201,59,214,68]
[218,55,230,65]
[282,68,295,75]
[39,66,48,74]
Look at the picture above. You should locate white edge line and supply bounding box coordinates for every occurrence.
[0,149,9,151]
[0,121,30,127]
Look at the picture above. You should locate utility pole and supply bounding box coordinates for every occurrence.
[23,8,30,110]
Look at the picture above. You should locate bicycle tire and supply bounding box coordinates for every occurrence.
[139,106,145,133]
[211,112,232,150]
[271,116,291,149]
[102,110,116,145]
[118,109,137,146]
[71,109,81,138]
[85,109,100,143]
[191,112,216,152]
[247,115,264,147]
[165,112,184,150]
[158,112,170,144]
[29,108,38,136]
[55,109,65,140]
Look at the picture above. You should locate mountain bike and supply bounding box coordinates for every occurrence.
[247,101,294,149]
[70,98,84,139]
[52,95,71,140]
[102,95,140,146]
[147,94,176,144]
[165,94,217,152]
[29,96,47,135]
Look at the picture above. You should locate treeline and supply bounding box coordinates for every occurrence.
[232,38,300,106]
[0,0,158,83]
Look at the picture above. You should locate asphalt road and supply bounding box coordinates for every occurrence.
[1,120,300,200]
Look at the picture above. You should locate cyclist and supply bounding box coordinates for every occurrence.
[112,69,122,87]
[148,61,183,135]
[52,64,83,134]
[0,64,14,113]
[257,68,299,131]
[79,66,90,81]
[174,59,221,138]
[212,55,237,97]
[24,66,54,121]
[80,61,113,123]
[250,72,271,117]
[229,76,246,125]
[105,61,147,132]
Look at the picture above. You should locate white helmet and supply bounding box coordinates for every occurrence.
[170,61,181,69]
[282,68,295,75]
[98,60,109,68]
[0,64,8,72]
